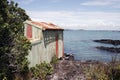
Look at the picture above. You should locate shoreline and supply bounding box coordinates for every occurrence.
[48,53,120,80]
[63,53,118,63]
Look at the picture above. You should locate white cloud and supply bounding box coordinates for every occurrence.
[80,0,120,7]
[81,1,112,6]
[26,10,120,30]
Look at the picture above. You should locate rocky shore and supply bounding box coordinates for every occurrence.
[48,54,109,80]
[49,60,86,80]
[46,53,120,80]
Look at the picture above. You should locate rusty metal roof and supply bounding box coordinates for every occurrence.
[25,20,63,30]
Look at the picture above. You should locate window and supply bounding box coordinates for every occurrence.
[26,24,32,39]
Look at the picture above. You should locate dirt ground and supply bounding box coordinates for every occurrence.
[48,60,103,80]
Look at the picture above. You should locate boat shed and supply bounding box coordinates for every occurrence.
[24,20,64,67]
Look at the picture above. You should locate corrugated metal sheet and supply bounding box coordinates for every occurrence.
[24,20,63,30]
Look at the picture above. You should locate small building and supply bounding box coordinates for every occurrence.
[24,20,64,67]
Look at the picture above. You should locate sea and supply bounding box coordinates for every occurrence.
[64,30,120,62]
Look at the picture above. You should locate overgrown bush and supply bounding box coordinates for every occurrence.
[83,62,120,80]
[84,64,109,80]
[30,62,53,80]
[0,0,31,79]
[107,62,120,80]
[50,55,58,64]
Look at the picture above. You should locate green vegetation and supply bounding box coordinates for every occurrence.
[50,55,58,64]
[84,64,109,80]
[0,0,31,79]
[108,62,120,80]
[83,62,120,80]
[30,61,53,80]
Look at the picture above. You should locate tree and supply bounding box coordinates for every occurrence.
[0,0,31,79]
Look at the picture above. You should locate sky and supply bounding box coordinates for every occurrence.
[14,0,120,30]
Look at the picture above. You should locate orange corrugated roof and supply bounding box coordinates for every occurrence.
[31,21,63,30]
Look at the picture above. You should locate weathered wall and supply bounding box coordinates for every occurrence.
[25,24,46,67]
[24,23,64,67]
[58,31,64,58]
[43,30,64,59]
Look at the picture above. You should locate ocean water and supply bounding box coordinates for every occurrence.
[64,30,120,62]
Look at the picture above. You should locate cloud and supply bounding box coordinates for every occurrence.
[81,1,112,6]
[80,0,120,7]
[26,10,120,30]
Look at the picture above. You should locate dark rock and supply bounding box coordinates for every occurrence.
[86,60,100,64]
[96,46,120,53]
[59,57,63,60]
[94,39,120,46]
[64,53,74,60]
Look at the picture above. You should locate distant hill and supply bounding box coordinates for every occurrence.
[64,29,85,31]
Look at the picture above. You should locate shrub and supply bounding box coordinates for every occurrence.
[0,0,30,79]
[50,55,58,64]
[108,62,120,80]
[83,64,109,80]
[30,61,53,80]
[83,62,120,80]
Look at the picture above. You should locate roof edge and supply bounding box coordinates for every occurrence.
[24,20,46,30]
[24,20,64,31]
